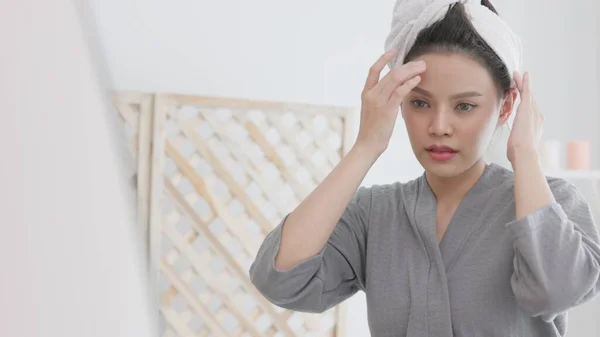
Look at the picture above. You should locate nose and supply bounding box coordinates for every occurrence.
[428,108,453,137]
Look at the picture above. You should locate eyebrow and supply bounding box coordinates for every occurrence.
[412,87,483,99]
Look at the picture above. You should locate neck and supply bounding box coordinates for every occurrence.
[425,160,488,204]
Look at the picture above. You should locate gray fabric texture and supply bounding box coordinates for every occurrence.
[249,163,600,337]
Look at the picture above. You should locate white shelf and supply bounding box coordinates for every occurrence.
[544,170,600,180]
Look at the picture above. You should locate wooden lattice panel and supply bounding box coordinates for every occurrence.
[112,92,154,244]
[114,93,353,337]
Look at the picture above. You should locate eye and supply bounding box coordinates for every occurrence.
[456,103,477,112]
[411,99,430,109]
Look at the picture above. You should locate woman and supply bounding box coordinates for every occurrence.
[249,1,600,336]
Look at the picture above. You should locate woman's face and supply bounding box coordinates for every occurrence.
[401,52,517,178]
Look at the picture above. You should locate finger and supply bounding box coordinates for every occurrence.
[364,49,398,93]
[522,72,531,95]
[519,72,532,107]
[533,98,544,122]
[386,75,422,111]
[532,95,540,112]
[513,72,523,92]
[377,61,426,100]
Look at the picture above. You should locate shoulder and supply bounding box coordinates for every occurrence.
[480,164,586,202]
[351,182,401,215]
[361,177,422,202]
[542,176,598,239]
[545,175,578,196]
[499,165,593,217]
[544,175,590,210]
[357,177,424,217]
[365,181,407,199]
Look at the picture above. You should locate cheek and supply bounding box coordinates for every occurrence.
[462,112,498,148]
[402,112,424,137]
[401,112,427,151]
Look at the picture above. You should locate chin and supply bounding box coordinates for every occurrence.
[418,152,472,178]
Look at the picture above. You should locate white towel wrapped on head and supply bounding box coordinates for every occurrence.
[384,0,523,80]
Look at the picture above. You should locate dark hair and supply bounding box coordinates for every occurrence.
[404,0,510,98]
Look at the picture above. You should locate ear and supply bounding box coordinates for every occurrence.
[498,88,518,126]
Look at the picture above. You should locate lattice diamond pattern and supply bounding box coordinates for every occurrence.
[114,94,351,337]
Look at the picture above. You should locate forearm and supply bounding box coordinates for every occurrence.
[274,144,379,270]
[511,149,556,220]
[510,149,600,317]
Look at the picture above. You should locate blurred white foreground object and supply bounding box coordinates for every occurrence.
[0,0,156,336]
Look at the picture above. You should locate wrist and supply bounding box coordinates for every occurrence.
[510,147,541,170]
[349,142,383,165]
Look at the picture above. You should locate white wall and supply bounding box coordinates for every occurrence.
[89,0,599,335]
[89,0,426,187]
[520,0,599,170]
[0,1,155,336]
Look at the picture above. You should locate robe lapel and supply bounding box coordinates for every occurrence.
[436,163,506,272]
[403,173,454,336]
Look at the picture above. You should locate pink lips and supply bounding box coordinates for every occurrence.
[426,145,457,162]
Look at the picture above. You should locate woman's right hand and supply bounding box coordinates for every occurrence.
[355,49,426,155]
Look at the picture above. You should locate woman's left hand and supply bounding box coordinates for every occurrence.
[507,71,544,164]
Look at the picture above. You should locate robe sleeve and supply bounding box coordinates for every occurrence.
[248,186,372,313]
[508,177,600,321]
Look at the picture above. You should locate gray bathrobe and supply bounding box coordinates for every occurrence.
[249,163,600,336]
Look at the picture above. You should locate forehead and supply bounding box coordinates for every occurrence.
[411,53,496,95]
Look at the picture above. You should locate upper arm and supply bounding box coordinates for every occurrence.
[324,185,372,292]
[248,185,372,313]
